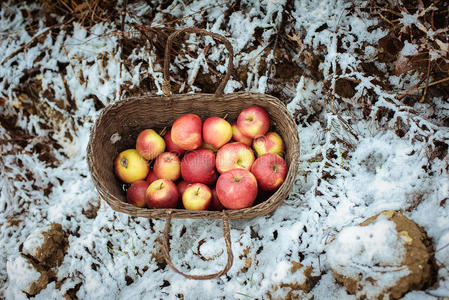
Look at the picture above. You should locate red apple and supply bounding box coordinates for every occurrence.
[146,179,178,209]
[171,114,202,150]
[253,131,284,157]
[209,187,225,211]
[182,183,212,210]
[145,170,158,184]
[136,129,166,160]
[251,153,287,191]
[181,149,217,185]
[203,117,232,149]
[114,149,149,184]
[216,169,258,209]
[177,180,192,200]
[153,152,181,181]
[231,122,252,146]
[237,106,270,138]
[127,180,149,208]
[216,142,255,173]
[164,130,186,156]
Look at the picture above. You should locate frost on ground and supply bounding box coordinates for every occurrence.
[0,0,448,299]
[7,255,47,297]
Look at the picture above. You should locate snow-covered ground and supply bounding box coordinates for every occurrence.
[0,0,448,299]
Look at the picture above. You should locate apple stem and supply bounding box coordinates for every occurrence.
[159,182,164,189]
[195,187,200,195]
[159,127,167,136]
[223,113,228,120]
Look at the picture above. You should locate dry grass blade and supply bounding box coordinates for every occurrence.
[38,0,116,26]
[419,58,432,103]
[397,76,449,100]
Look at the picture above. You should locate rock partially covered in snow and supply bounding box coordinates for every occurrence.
[6,223,68,297]
[266,261,321,299]
[327,210,436,299]
[22,223,68,268]
[6,255,50,296]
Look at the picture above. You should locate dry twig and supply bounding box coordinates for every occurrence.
[397,76,449,100]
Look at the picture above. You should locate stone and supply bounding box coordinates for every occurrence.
[22,223,68,268]
[327,210,436,299]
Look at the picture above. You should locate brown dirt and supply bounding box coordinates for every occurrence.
[281,263,321,294]
[82,199,101,219]
[15,223,69,296]
[63,282,82,300]
[335,78,358,99]
[23,256,52,296]
[27,223,69,268]
[333,210,437,299]
[266,262,321,299]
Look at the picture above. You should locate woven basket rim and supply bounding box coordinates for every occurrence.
[87,91,300,220]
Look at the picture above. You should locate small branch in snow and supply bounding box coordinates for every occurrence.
[419,57,432,103]
[378,11,397,27]
[397,76,449,100]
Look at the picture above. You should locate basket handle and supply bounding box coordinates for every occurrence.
[161,210,234,280]
[162,27,234,98]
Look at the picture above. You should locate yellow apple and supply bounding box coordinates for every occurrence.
[253,131,284,157]
[182,183,212,210]
[114,149,149,183]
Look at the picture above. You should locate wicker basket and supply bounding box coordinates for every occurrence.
[87,28,300,279]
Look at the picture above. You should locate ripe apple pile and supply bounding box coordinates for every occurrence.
[114,105,288,211]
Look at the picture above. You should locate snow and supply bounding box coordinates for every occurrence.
[6,255,41,297]
[0,0,448,299]
[399,11,421,28]
[401,41,419,56]
[22,224,52,258]
[326,215,410,297]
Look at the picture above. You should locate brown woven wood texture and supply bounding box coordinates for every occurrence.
[87,92,300,220]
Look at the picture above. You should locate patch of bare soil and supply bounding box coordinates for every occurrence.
[23,256,52,296]
[27,223,68,267]
[21,223,69,295]
[266,261,321,299]
[333,210,437,299]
